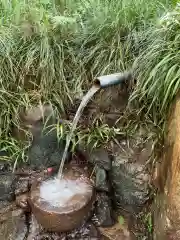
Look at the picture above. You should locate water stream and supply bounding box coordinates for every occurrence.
[57,85,100,178]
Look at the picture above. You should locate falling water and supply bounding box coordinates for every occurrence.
[57,85,100,178]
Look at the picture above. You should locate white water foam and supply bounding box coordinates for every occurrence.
[39,178,91,208]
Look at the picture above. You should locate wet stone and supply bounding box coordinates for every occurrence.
[87,148,112,171]
[15,177,29,196]
[23,104,54,123]
[0,200,14,212]
[110,162,149,213]
[15,194,29,211]
[0,158,12,172]
[66,222,101,239]
[0,209,27,240]
[13,211,28,240]
[22,107,71,170]
[27,128,71,170]
[99,222,132,240]
[95,166,109,192]
[0,173,16,202]
[26,215,41,240]
[93,192,114,227]
[109,137,151,214]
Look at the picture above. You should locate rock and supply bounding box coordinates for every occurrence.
[12,210,28,240]
[27,127,71,170]
[0,209,27,240]
[0,173,20,212]
[17,104,72,169]
[153,96,180,239]
[66,222,101,239]
[109,136,151,213]
[95,166,109,192]
[110,162,149,213]
[99,222,132,240]
[12,103,55,142]
[23,104,54,122]
[0,202,16,215]
[87,84,129,126]
[15,177,29,196]
[15,194,29,211]
[0,157,12,172]
[0,200,14,211]
[27,215,42,240]
[87,148,112,171]
[93,192,114,227]
[0,173,16,203]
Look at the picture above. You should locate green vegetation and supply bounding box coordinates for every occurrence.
[0,0,178,162]
[143,212,153,234]
[131,3,180,120]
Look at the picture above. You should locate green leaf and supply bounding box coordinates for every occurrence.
[40,0,50,4]
[118,215,124,225]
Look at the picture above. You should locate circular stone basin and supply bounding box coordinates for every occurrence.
[28,167,95,232]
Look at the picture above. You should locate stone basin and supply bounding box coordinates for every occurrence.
[28,166,95,232]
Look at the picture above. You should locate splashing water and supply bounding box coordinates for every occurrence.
[39,177,92,208]
[58,85,100,178]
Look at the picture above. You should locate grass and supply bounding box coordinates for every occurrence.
[0,0,177,164]
[131,3,180,123]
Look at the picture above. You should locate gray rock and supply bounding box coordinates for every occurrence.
[93,192,114,227]
[95,166,109,192]
[0,173,16,202]
[15,104,71,170]
[110,161,150,213]
[23,104,54,123]
[0,200,13,212]
[109,134,152,214]
[13,210,27,240]
[0,157,12,172]
[87,148,112,171]
[0,209,27,240]
[27,127,71,169]
[14,177,29,196]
